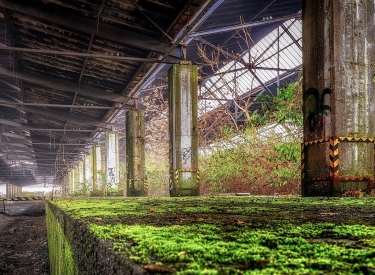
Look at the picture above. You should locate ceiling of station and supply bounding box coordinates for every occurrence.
[0,0,301,187]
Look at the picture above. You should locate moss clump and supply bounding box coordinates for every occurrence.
[49,197,375,274]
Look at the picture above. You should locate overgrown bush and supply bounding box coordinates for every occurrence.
[145,152,169,196]
[199,81,302,195]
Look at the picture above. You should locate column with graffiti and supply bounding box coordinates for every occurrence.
[302,0,375,196]
[105,132,119,194]
[168,61,199,196]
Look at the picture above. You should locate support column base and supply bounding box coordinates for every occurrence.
[170,170,200,197]
[302,137,375,196]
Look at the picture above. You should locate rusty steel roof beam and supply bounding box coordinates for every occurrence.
[2,104,106,127]
[0,101,114,109]
[0,46,179,64]
[0,66,128,103]
[188,13,301,38]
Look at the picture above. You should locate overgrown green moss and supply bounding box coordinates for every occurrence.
[48,197,375,274]
[46,204,77,275]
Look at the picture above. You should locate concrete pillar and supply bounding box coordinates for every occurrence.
[8,183,12,198]
[302,0,375,196]
[63,174,67,195]
[93,145,104,194]
[73,165,78,194]
[78,159,84,193]
[168,61,199,196]
[67,171,72,195]
[105,132,119,191]
[5,182,10,198]
[84,153,93,193]
[126,110,146,196]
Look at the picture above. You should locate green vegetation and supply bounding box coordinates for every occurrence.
[198,81,303,195]
[48,197,375,274]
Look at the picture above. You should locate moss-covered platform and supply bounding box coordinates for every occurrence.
[46,197,375,275]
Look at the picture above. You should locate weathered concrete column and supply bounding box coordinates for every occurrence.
[105,132,119,192]
[10,184,14,198]
[168,61,199,196]
[78,159,84,194]
[93,145,104,194]
[302,0,375,196]
[84,153,93,194]
[73,165,78,195]
[67,170,72,195]
[126,110,146,196]
[6,182,10,198]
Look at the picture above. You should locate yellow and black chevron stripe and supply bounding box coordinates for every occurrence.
[329,137,339,190]
[170,169,200,185]
[2,196,44,201]
[338,137,374,142]
[174,170,179,184]
[196,170,200,185]
[304,137,375,146]
[303,138,330,146]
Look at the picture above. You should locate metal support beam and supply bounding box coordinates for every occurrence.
[1,103,106,127]
[126,110,146,196]
[0,101,114,109]
[196,37,273,95]
[281,24,302,51]
[168,61,199,196]
[189,14,301,37]
[0,66,128,103]
[0,46,178,64]
[0,127,99,133]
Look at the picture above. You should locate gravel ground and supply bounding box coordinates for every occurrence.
[0,200,49,275]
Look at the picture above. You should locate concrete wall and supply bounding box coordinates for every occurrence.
[46,200,145,275]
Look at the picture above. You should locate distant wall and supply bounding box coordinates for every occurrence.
[46,201,145,275]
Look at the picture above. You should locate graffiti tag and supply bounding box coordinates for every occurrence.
[303,88,331,132]
[107,167,115,187]
[181,147,192,162]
